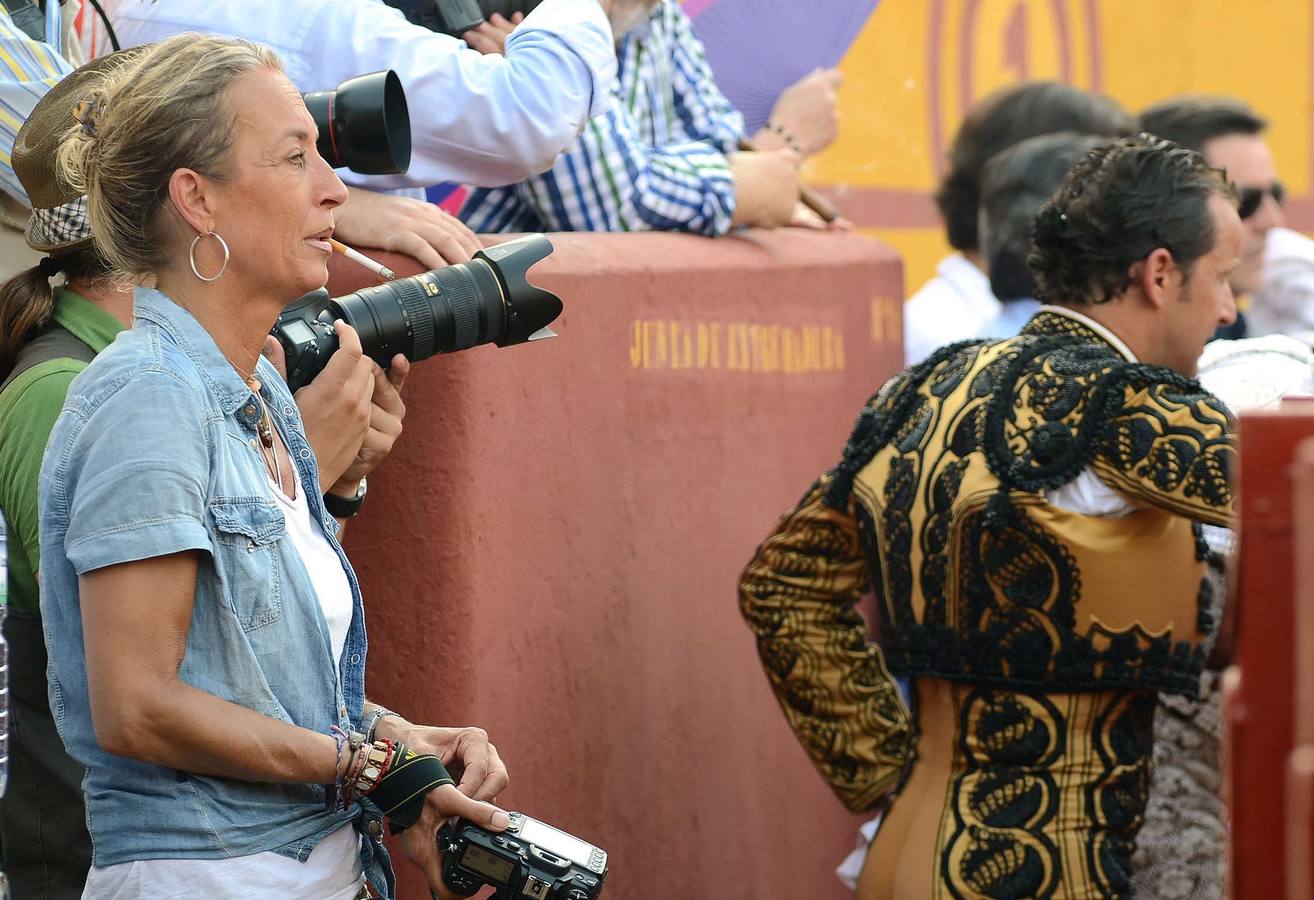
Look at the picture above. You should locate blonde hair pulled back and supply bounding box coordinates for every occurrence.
[56,34,282,280]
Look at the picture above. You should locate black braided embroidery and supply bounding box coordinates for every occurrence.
[824,339,986,509]
[980,335,1122,493]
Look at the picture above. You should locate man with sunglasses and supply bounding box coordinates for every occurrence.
[1141,97,1293,340]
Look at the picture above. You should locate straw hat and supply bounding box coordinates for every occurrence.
[12,49,140,254]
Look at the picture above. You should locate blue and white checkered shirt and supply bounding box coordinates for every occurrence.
[460,0,745,236]
[0,8,72,207]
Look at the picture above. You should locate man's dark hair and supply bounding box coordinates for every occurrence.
[1028,134,1234,306]
[979,131,1108,302]
[934,81,1134,252]
[1139,96,1267,153]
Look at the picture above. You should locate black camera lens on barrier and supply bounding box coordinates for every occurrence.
[301,70,412,175]
[273,234,562,393]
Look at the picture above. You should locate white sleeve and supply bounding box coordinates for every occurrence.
[301,0,618,190]
[1252,229,1314,345]
[109,0,618,190]
[1045,470,1139,518]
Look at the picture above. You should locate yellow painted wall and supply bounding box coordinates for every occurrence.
[813,0,1312,296]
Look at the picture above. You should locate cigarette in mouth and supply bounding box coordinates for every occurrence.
[329,238,395,281]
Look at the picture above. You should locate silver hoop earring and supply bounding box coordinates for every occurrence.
[189,231,230,282]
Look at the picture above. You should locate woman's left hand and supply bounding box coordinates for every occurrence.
[378,718,509,802]
[400,783,510,899]
[326,356,410,497]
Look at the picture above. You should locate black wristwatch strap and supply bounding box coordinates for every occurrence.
[324,478,367,518]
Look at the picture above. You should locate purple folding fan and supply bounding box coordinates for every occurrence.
[685,0,880,133]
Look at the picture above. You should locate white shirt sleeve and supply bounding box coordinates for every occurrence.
[110,0,618,190]
[1251,227,1314,345]
[1045,471,1139,518]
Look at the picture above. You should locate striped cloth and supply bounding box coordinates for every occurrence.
[460,0,745,236]
[0,8,72,207]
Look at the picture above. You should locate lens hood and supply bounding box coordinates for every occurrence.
[476,234,563,346]
[303,70,412,175]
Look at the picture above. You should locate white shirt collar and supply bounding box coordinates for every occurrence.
[936,253,990,288]
[934,254,995,316]
[1036,305,1139,362]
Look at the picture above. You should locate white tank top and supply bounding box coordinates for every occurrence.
[268,477,354,666]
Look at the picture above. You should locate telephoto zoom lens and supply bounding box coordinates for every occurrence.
[274,234,562,392]
[338,259,503,361]
[333,233,561,366]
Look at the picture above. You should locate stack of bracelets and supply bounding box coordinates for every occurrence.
[328,725,455,833]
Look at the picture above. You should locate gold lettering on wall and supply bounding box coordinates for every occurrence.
[630,318,847,374]
[870,297,901,344]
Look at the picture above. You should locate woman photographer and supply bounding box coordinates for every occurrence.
[36,36,508,899]
[1,48,411,899]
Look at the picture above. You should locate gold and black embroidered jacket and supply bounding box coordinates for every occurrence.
[740,308,1234,841]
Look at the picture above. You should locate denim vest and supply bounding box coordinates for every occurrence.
[39,289,392,895]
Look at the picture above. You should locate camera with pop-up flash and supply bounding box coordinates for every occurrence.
[439,812,608,899]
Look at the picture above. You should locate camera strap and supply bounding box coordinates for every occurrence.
[368,742,455,833]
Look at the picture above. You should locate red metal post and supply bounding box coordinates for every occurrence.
[1227,409,1314,900]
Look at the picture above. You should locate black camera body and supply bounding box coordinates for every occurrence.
[440,812,608,899]
[386,0,543,35]
[272,234,561,393]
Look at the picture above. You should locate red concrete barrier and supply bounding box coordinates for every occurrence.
[326,230,905,900]
[1226,408,1314,900]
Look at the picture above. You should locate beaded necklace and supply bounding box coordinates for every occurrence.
[233,362,284,496]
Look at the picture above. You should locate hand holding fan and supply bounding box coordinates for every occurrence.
[685,0,879,134]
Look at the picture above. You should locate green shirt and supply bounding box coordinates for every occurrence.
[0,288,123,612]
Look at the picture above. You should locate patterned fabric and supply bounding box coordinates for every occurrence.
[26,193,89,248]
[1133,654,1226,898]
[940,686,1155,898]
[0,9,72,208]
[460,0,744,236]
[818,310,1232,693]
[740,307,1235,897]
[738,479,914,813]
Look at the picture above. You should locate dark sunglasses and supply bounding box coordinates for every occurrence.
[1237,181,1285,220]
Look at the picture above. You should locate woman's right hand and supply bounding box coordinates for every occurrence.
[400,783,511,898]
[263,321,375,491]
